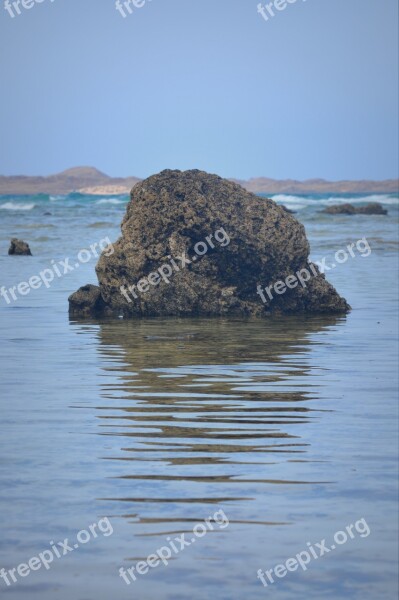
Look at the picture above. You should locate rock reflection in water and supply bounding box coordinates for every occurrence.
[70,316,344,541]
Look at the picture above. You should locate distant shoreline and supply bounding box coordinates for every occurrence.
[0,166,397,195]
[78,185,131,196]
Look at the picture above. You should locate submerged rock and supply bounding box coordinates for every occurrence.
[8,238,32,256]
[322,202,387,215]
[69,169,350,318]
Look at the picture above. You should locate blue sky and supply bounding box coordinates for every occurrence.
[0,0,398,180]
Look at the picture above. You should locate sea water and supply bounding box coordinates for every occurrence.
[0,193,397,599]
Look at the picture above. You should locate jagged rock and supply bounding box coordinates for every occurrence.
[69,169,350,318]
[8,238,32,256]
[322,202,387,215]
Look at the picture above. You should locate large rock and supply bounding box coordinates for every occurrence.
[322,202,387,215]
[69,169,349,318]
[8,238,32,255]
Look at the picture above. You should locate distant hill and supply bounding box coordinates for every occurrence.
[0,167,397,195]
[231,177,399,195]
[0,167,140,195]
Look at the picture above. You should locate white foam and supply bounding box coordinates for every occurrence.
[271,195,318,210]
[0,202,36,211]
[96,198,126,205]
[272,194,305,203]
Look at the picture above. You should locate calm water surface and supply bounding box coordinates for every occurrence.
[0,193,398,599]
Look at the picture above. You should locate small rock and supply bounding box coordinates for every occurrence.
[322,202,387,215]
[356,202,388,215]
[8,238,32,256]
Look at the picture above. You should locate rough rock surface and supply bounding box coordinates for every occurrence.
[68,284,112,318]
[8,238,32,256]
[69,169,350,318]
[322,202,387,215]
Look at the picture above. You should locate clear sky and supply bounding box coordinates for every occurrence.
[0,0,398,180]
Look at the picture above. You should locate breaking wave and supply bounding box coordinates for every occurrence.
[0,202,36,211]
[49,195,67,202]
[96,198,127,205]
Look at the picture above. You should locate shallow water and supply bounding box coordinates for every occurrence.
[0,193,398,599]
